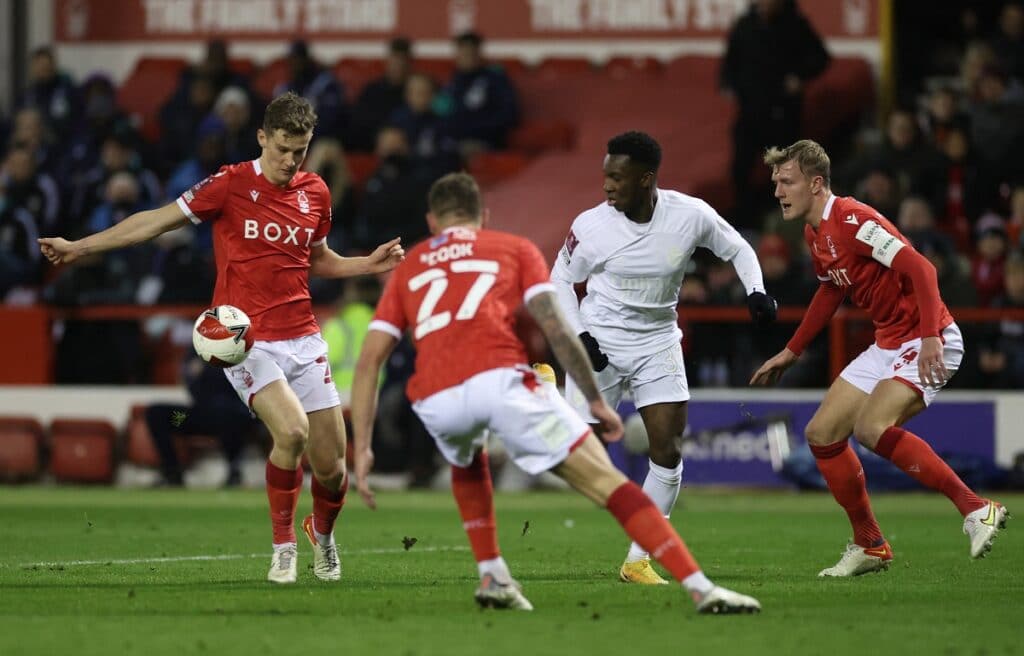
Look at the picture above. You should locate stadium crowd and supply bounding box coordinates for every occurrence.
[1,4,1023,393]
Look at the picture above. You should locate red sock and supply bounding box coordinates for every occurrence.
[606,482,699,582]
[266,461,303,545]
[451,452,500,562]
[875,427,985,516]
[312,474,347,536]
[810,440,884,548]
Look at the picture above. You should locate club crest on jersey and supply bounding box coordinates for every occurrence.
[297,189,310,214]
[826,235,838,258]
[561,230,579,264]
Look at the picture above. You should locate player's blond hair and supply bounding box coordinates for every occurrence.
[763,139,831,187]
[429,172,481,222]
[263,92,318,136]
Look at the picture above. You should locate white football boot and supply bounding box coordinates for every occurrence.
[302,514,341,581]
[474,574,534,611]
[694,586,761,614]
[818,541,893,577]
[963,500,1009,559]
[267,544,298,584]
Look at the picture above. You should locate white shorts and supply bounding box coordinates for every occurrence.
[412,366,590,475]
[839,323,964,406]
[224,333,341,414]
[565,343,690,422]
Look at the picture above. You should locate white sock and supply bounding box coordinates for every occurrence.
[272,542,297,552]
[477,556,511,581]
[313,527,335,547]
[682,571,714,597]
[625,459,684,562]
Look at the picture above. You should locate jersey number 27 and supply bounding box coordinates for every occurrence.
[408,259,499,339]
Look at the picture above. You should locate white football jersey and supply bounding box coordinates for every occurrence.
[551,188,756,356]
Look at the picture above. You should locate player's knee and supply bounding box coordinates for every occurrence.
[274,420,310,454]
[308,454,343,481]
[804,419,842,446]
[648,437,682,468]
[852,419,887,449]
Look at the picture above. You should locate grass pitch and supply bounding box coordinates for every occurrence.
[0,487,1020,656]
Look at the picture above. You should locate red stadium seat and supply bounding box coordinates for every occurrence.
[229,58,255,79]
[253,57,291,101]
[508,119,575,155]
[0,416,44,482]
[334,58,386,99]
[415,58,455,85]
[117,57,187,143]
[467,151,530,189]
[49,419,117,484]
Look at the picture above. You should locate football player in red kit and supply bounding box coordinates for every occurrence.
[350,172,760,614]
[751,140,1008,576]
[39,93,405,584]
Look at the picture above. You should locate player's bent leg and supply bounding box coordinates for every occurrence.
[553,435,760,614]
[303,406,349,581]
[252,381,310,583]
[858,380,987,517]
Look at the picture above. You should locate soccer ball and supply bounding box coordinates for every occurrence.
[192,305,254,367]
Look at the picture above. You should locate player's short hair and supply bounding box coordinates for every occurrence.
[429,172,481,221]
[763,139,831,186]
[263,92,318,136]
[607,131,662,172]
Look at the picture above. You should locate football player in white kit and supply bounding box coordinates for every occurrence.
[551,131,777,584]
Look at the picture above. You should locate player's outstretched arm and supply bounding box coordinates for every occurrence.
[38,201,189,266]
[350,329,399,509]
[308,238,404,278]
[526,290,623,441]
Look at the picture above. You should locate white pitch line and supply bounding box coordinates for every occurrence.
[12,545,469,569]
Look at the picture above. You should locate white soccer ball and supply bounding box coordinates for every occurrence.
[192,305,253,367]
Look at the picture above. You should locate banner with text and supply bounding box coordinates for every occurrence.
[611,398,996,488]
[54,0,878,42]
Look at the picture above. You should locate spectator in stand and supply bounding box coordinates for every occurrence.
[349,37,413,152]
[0,145,59,234]
[919,86,968,150]
[896,195,956,256]
[971,214,1009,306]
[1007,184,1024,249]
[165,115,228,201]
[842,108,946,214]
[145,351,260,487]
[168,40,254,107]
[274,40,348,142]
[720,0,829,227]
[968,64,1024,196]
[70,127,161,234]
[990,2,1024,81]
[158,73,218,173]
[938,125,983,251]
[443,31,520,156]
[389,73,459,177]
[352,126,433,250]
[0,147,48,299]
[977,255,1024,388]
[961,42,999,99]
[7,108,57,176]
[18,46,78,141]
[213,86,261,164]
[854,165,901,221]
[86,171,147,234]
[918,233,978,307]
[62,74,130,186]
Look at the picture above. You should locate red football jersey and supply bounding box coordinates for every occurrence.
[806,195,954,348]
[176,159,332,341]
[371,226,554,401]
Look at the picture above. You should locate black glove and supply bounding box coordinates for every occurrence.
[747,292,778,327]
[579,331,609,372]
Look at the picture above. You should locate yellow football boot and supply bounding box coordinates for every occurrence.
[619,558,670,585]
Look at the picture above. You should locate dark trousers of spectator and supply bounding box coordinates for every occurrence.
[144,403,252,486]
[730,100,801,228]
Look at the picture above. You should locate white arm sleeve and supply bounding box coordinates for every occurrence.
[728,240,766,295]
[698,204,765,294]
[549,225,593,335]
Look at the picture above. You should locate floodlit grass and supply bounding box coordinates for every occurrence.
[1,487,1020,656]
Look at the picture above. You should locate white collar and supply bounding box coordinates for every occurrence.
[252,158,262,175]
[821,193,836,221]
